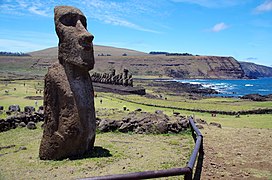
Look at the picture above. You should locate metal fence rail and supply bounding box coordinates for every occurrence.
[81,117,204,180]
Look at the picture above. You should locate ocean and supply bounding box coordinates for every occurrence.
[172,77,272,97]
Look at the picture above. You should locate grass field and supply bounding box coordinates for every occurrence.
[0,79,272,179]
[0,123,193,179]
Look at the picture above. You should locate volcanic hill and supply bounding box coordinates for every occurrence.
[2,45,270,79]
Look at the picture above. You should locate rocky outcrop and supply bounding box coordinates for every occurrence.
[241,94,272,101]
[0,112,44,132]
[39,6,96,160]
[97,111,189,134]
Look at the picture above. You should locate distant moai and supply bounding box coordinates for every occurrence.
[91,69,133,87]
[39,6,96,160]
[123,69,129,86]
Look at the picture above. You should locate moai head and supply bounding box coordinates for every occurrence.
[123,69,129,78]
[54,6,94,71]
[110,69,116,77]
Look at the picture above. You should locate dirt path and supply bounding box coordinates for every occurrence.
[201,126,272,179]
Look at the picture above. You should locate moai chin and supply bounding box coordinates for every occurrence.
[39,6,96,160]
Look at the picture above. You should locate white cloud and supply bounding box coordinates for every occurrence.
[0,39,50,52]
[171,0,250,8]
[0,0,161,33]
[254,0,272,13]
[28,6,49,17]
[211,22,229,32]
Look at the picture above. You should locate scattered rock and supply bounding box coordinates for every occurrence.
[8,105,20,112]
[26,121,36,130]
[173,111,180,116]
[196,118,207,125]
[19,122,26,128]
[209,122,222,128]
[19,146,27,150]
[155,110,163,114]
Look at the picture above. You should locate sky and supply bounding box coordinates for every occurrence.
[0,0,272,66]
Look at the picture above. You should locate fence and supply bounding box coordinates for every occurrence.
[81,117,204,180]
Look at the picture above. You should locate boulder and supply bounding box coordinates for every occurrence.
[8,105,20,112]
[24,106,35,113]
[19,122,26,128]
[119,123,134,133]
[98,119,120,132]
[27,121,37,130]
[178,119,189,128]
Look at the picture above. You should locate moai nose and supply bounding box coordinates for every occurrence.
[79,34,94,49]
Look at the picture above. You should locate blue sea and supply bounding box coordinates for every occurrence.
[173,78,272,97]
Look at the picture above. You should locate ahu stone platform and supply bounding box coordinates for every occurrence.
[93,83,146,95]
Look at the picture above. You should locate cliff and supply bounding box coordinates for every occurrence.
[0,46,248,79]
[240,61,272,78]
[95,55,246,79]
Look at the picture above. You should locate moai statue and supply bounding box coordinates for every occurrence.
[128,73,133,87]
[118,73,123,85]
[39,6,96,160]
[123,69,129,86]
[110,69,116,77]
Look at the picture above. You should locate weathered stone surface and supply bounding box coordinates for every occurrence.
[96,111,189,134]
[27,121,37,130]
[39,6,96,160]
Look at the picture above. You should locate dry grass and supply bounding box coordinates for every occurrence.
[201,126,272,179]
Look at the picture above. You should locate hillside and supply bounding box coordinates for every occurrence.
[94,55,246,79]
[240,61,272,78]
[29,45,148,57]
[29,45,246,79]
[0,45,247,79]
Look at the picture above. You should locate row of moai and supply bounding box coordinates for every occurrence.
[91,69,133,87]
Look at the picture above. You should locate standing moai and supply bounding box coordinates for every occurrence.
[128,73,133,87]
[39,6,96,160]
[123,69,129,86]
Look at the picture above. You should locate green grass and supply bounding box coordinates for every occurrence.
[0,80,43,119]
[95,92,272,129]
[1,80,272,129]
[0,79,272,179]
[0,123,192,179]
[108,93,272,112]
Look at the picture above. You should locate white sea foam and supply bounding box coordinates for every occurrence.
[245,84,253,87]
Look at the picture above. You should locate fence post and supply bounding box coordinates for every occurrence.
[184,172,192,180]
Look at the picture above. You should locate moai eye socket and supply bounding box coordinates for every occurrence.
[60,13,87,28]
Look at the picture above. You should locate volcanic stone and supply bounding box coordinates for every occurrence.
[39,6,96,160]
